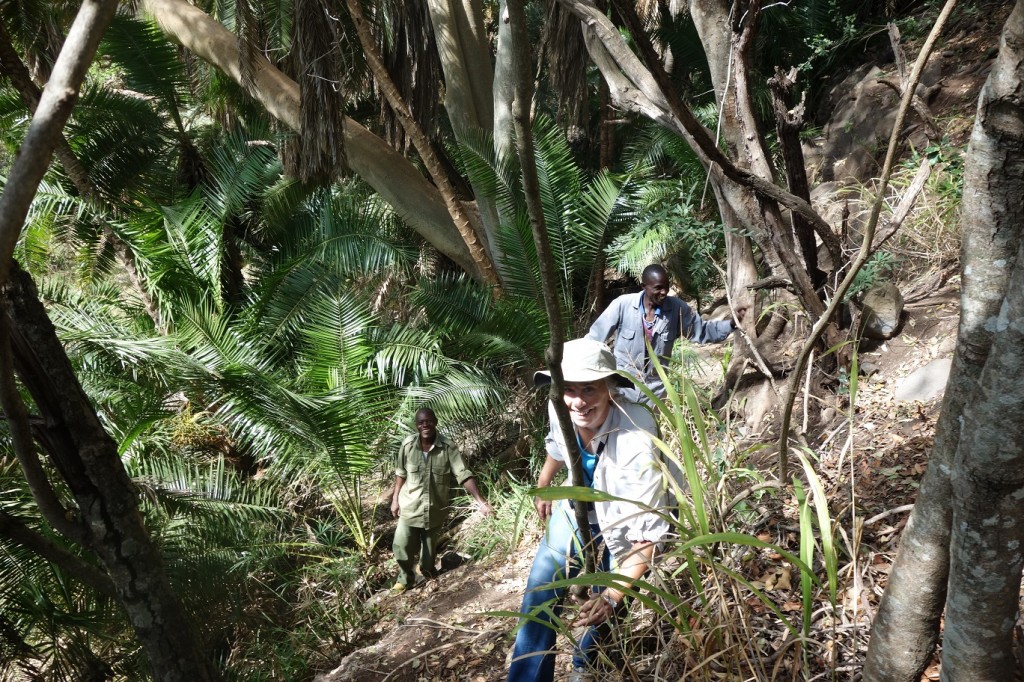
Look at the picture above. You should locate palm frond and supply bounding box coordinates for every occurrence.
[64,84,168,200]
[366,324,448,387]
[410,273,491,336]
[157,193,225,309]
[565,169,632,293]
[250,193,414,345]
[495,211,544,301]
[402,365,505,424]
[454,293,548,364]
[293,290,378,387]
[202,125,281,220]
[131,455,287,535]
[0,88,29,153]
[100,14,190,117]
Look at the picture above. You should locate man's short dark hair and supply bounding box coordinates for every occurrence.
[415,407,436,420]
[641,264,668,283]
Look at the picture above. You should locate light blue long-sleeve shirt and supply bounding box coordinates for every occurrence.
[586,292,733,397]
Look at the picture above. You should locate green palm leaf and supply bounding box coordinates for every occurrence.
[100,15,190,119]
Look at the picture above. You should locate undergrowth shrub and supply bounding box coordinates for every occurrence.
[453,469,533,560]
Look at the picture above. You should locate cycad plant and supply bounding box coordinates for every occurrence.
[456,116,638,330]
[4,105,522,675]
[610,123,727,304]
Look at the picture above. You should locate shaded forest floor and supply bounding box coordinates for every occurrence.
[315,285,961,682]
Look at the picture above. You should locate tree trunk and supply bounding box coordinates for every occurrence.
[3,263,215,681]
[507,0,595,574]
[140,0,484,280]
[493,0,515,160]
[944,245,1024,680]
[425,0,506,274]
[769,67,827,288]
[938,4,1024,678]
[865,2,1024,678]
[567,0,826,329]
[345,0,500,287]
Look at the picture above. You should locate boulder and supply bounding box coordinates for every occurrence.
[894,358,952,402]
[861,282,904,340]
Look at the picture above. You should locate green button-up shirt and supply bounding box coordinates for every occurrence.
[395,433,474,529]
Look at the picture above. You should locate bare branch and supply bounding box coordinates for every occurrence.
[0,510,115,598]
[776,0,958,478]
[872,156,933,249]
[0,0,120,288]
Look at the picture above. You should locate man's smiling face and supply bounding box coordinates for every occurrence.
[562,380,611,433]
[416,410,437,442]
[642,271,669,308]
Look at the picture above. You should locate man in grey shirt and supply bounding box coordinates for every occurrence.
[586,264,742,401]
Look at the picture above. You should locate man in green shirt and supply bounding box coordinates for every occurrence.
[391,407,493,591]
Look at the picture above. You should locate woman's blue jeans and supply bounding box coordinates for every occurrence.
[507,502,611,682]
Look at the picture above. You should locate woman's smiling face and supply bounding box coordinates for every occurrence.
[562,380,611,433]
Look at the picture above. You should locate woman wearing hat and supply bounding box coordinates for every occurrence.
[508,339,673,682]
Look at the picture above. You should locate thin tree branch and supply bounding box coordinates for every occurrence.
[507,0,596,578]
[0,0,120,289]
[863,504,914,527]
[776,0,957,479]
[0,510,115,598]
[872,155,932,249]
[721,481,783,518]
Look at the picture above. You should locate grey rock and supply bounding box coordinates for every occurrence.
[894,358,952,402]
[938,335,957,356]
[862,282,905,340]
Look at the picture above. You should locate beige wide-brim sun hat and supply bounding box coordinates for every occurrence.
[533,338,631,387]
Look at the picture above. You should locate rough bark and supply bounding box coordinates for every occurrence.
[4,263,215,681]
[140,0,482,279]
[0,308,88,546]
[944,244,1024,680]
[865,3,1024,679]
[0,6,211,674]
